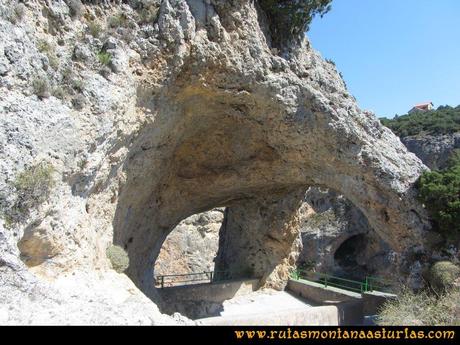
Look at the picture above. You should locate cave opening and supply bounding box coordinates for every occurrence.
[333,234,370,279]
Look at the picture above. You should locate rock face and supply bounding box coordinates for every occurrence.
[0,0,430,324]
[401,133,460,170]
[156,188,397,284]
[215,190,305,288]
[298,188,395,279]
[155,208,223,279]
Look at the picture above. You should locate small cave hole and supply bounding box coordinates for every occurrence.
[333,234,369,279]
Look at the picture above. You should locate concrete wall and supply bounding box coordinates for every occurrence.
[157,279,260,319]
[197,302,363,326]
[362,291,397,315]
[287,279,361,304]
[287,279,364,325]
[197,306,340,325]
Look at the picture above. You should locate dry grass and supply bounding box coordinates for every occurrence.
[2,162,55,226]
[377,287,460,326]
[429,261,460,292]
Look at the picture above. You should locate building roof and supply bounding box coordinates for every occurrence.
[413,102,433,108]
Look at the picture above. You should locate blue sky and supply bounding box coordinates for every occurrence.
[307,0,460,118]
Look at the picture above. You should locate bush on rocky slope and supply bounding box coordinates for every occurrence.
[106,245,130,273]
[32,76,52,99]
[377,287,460,326]
[2,162,55,226]
[97,51,112,66]
[428,261,460,293]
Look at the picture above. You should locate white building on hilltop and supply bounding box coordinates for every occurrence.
[408,102,434,114]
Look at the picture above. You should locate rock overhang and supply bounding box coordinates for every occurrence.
[0,0,432,324]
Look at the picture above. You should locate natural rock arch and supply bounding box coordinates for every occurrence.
[0,0,434,324]
[107,0,429,298]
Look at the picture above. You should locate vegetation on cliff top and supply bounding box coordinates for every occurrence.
[258,0,332,47]
[380,105,460,137]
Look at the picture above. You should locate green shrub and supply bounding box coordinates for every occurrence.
[428,261,460,293]
[48,54,60,70]
[258,0,332,48]
[87,21,103,38]
[108,12,128,29]
[380,105,460,137]
[417,159,460,238]
[106,245,129,273]
[37,39,53,53]
[377,288,460,325]
[37,40,60,70]
[52,86,66,100]
[97,51,112,66]
[70,78,85,92]
[3,162,55,225]
[32,76,51,99]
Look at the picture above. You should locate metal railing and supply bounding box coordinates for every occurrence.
[365,276,395,293]
[291,270,396,294]
[154,271,231,288]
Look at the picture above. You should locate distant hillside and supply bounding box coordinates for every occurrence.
[380,105,460,137]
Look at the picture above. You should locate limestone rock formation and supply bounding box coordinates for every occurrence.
[0,0,430,324]
[156,188,397,285]
[401,133,460,170]
[155,208,223,279]
[298,188,395,279]
[215,190,305,289]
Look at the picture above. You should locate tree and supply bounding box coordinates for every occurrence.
[259,0,332,48]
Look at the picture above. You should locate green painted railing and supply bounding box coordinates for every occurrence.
[291,270,395,294]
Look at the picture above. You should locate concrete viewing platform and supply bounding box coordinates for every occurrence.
[194,278,395,325]
[157,277,395,325]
